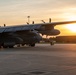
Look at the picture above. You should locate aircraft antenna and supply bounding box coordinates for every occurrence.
[41,20,45,23]
[27,16,30,24]
[32,21,34,24]
[49,18,51,23]
[4,24,6,27]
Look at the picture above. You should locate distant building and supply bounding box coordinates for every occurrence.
[54,36,76,43]
[42,36,76,43]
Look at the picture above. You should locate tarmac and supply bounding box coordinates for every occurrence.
[0,44,76,75]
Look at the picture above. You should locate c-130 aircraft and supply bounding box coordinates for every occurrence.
[0,18,76,48]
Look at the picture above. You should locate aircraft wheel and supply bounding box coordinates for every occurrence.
[21,44,25,46]
[29,43,35,47]
[0,45,1,48]
[3,45,8,48]
[50,42,54,45]
[17,44,20,47]
[9,46,14,48]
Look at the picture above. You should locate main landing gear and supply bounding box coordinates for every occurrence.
[3,45,14,48]
[17,43,36,47]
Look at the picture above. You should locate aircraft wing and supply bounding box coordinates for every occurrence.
[46,21,76,25]
[0,20,76,33]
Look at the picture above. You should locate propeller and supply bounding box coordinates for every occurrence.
[41,18,51,23]
[41,20,45,23]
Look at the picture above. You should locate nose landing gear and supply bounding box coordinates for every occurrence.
[49,40,56,46]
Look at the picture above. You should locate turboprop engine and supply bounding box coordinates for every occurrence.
[40,29,60,36]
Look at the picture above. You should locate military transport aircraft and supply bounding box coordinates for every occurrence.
[0,19,76,48]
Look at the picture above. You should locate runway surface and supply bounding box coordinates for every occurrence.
[0,44,76,75]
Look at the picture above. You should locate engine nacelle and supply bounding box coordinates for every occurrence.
[50,29,60,35]
[41,29,60,35]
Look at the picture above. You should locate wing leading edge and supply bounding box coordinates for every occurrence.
[0,20,76,33]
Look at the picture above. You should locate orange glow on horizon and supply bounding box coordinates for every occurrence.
[62,13,76,33]
[65,24,76,32]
